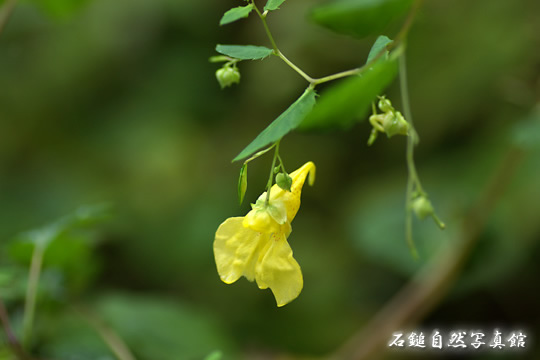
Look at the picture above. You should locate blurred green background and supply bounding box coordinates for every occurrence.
[0,0,539,359]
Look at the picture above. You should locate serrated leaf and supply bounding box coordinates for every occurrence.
[238,164,248,205]
[366,35,393,64]
[276,173,292,192]
[233,88,317,161]
[311,0,414,38]
[220,4,254,26]
[299,58,398,130]
[265,0,286,11]
[216,45,274,60]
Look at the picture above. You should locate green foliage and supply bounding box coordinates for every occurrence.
[311,0,413,38]
[215,44,274,60]
[264,0,287,12]
[300,58,398,130]
[238,163,248,204]
[234,88,317,161]
[30,0,91,19]
[366,35,393,64]
[94,294,234,360]
[219,4,254,26]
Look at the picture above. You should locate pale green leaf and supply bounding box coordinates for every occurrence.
[366,35,393,64]
[311,0,414,38]
[299,58,398,130]
[234,88,317,161]
[265,0,286,11]
[216,45,274,60]
[220,4,254,26]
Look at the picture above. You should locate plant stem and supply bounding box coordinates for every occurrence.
[265,140,280,204]
[0,299,31,360]
[399,51,421,258]
[251,1,278,52]
[77,307,137,360]
[275,50,314,83]
[22,244,45,349]
[0,0,17,36]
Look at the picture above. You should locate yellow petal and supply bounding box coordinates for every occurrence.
[269,161,316,223]
[214,217,269,284]
[255,232,303,307]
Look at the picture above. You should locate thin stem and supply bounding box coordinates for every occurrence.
[275,50,314,83]
[265,140,280,204]
[77,307,137,360]
[251,1,278,52]
[0,0,17,36]
[244,143,276,164]
[400,51,420,258]
[0,299,31,360]
[22,244,45,350]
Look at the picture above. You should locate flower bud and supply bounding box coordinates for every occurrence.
[411,196,434,220]
[382,111,409,138]
[378,97,393,113]
[216,66,240,89]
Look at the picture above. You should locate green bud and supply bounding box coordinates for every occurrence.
[382,111,409,138]
[238,163,248,205]
[216,66,240,89]
[411,196,434,220]
[276,172,292,192]
[378,96,393,113]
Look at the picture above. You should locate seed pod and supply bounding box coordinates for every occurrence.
[216,66,240,89]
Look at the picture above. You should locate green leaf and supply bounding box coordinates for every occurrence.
[233,88,317,161]
[220,4,254,26]
[30,0,90,19]
[215,45,274,60]
[299,58,398,130]
[366,35,393,64]
[264,0,286,11]
[276,173,292,192]
[311,0,414,38]
[238,163,248,205]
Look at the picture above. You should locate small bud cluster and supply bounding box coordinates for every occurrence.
[368,96,410,145]
[216,64,241,89]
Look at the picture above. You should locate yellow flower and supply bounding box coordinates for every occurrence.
[213,161,315,307]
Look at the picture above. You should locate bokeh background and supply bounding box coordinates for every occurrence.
[0,0,539,359]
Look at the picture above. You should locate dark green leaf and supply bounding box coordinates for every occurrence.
[220,4,254,26]
[276,173,292,192]
[311,0,414,38]
[299,58,398,130]
[234,88,317,161]
[366,35,393,64]
[265,0,286,11]
[238,163,248,205]
[215,45,274,60]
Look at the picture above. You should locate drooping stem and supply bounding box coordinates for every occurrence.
[265,140,280,204]
[22,244,45,349]
[400,51,421,258]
